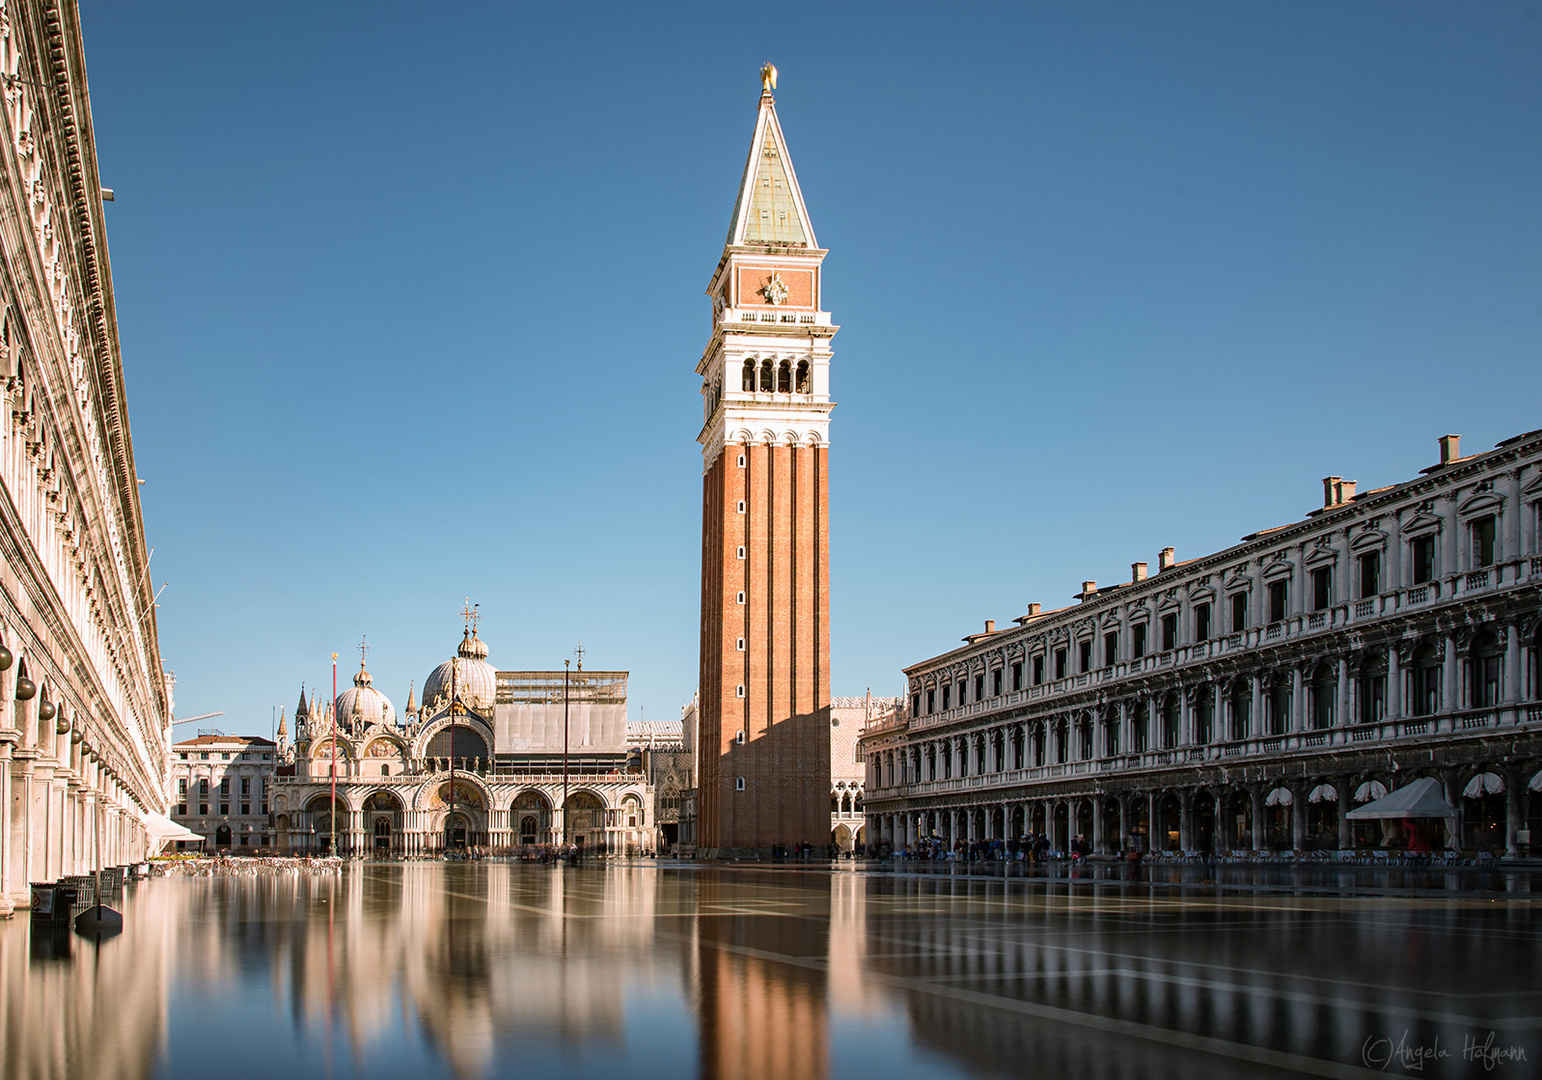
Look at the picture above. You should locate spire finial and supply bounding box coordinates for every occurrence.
[358,634,369,669]
[761,63,777,94]
[459,597,478,634]
[575,641,586,671]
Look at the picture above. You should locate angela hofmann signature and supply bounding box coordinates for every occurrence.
[1362,1030,1528,1072]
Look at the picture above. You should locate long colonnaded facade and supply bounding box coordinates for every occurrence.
[862,432,1542,857]
[696,66,834,856]
[272,625,651,855]
[0,1,171,913]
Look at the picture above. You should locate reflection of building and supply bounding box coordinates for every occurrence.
[695,69,834,856]
[169,734,276,849]
[863,432,1542,857]
[695,872,829,1080]
[0,0,173,914]
[272,621,650,854]
[0,878,171,1080]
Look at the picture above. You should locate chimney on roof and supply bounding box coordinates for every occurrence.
[1080,581,1097,601]
[1027,603,1041,618]
[1439,433,1460,465]
[1158,547,1175,572]
[984,620,995,634]
[1132,561,1148,583]
[1322,477,1357,508]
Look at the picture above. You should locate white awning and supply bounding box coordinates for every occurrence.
[142,810,204,848]
[1347,776,1457,820]
[1354,780,1388,804]
[1531,771,1542,793]
[1462,772,1504,798]
[1265,787,1293,807]
[1307,783,1337,804]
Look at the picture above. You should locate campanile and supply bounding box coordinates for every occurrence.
[696,66,835,856]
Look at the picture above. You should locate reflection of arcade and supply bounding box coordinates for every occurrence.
[695,873,829,1080]
[858,874,1533,1078]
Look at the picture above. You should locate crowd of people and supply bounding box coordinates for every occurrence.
[870,833,1144,865]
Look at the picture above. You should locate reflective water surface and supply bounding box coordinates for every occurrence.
[3,863,1539,1079]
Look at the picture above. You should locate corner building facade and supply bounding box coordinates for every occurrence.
[696,78,834,855]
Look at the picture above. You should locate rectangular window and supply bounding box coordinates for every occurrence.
[1195,603,1211,642]
[240,777,250,795]
[1412,534,1436,584]
[198,779,209,796]
[941,685,951,710]
[1161,613,1177,652]
[911,693,920,716]
[220,803,229,815]
[241,803,250,816]
[974,674,984,701]
[1103,631,1118,667]
[926,690,935,713]
[1472,516,1496,567]
[992,669,1002,696]
[1268,580,1287,623]
[220,778,230,795]
[1011,661,1023,691]
[1078,640,1092,673]
[176,803,187,816]
[1230,592,1247,633]
[177,778,187,795]
[1132,623,1147,659]
[1033,655,1045,685]
[199,804,208,815]
[1054,649,1067,680]
[1358,551,1381,599]
[1312,567,1331,612]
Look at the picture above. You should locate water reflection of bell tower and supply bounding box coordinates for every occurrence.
[696,64,835,855]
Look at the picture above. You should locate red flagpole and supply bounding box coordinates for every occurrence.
[330,652,338,856]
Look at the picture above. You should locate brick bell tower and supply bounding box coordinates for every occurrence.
[696,65,835,857]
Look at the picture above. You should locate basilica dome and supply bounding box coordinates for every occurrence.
[422,630,497,715]
[334,663,397,727]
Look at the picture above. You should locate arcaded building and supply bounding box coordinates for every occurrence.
[695,67,834,856]
[861,432,1542,857]
[0,2,172,913]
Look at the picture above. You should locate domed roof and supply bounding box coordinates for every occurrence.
[422,631,497,715]
[334,662,397,727]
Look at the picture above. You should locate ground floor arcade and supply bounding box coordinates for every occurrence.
[866,757,1542,858]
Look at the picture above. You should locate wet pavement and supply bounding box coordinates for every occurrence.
[2,861,1538,1079]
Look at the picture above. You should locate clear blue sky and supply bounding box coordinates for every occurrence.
[78,2,1542,738]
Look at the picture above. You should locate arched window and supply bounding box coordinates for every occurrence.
[777,359,791,393]
[1077,715,1093,760]
[1131,701,1149,753]
[795,360,809,392]
[1162,696,1180,748]
[1267,679,1291,736]
[1103,711,1119,757]
[759,359,774,392]
[1356,654,1387,724]
[1228,680,1250,741]
[1012,725,1025,770]
[1031,723,1046,767]
[742,360,755,391]
[1310,664,1336,730]
[1194,686,1215,744]
[1411,642,1441,716]
[1469,631,1502,708]
[1054,718,1069,764]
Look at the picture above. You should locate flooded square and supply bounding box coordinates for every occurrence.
[3,862,1538,1079]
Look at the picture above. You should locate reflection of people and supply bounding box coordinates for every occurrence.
[1406,818,1432,855]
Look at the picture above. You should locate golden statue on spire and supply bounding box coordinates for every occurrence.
[761,63,777,93]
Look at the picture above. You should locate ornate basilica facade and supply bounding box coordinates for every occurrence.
[861,431,1542,858]
[272,625,650,856]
